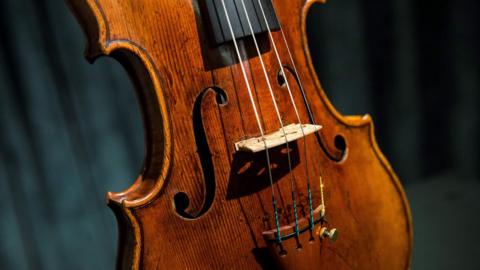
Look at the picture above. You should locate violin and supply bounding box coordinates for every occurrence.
[67,0,412,269]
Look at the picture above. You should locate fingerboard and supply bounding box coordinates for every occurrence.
[204,0,281,46]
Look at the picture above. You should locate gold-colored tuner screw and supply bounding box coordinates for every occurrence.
[317,227,338,242]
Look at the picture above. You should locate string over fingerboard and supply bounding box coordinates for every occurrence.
[204,0,281,45]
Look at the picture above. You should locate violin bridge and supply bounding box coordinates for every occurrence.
[235,123,322,153]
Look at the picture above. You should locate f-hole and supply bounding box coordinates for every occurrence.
[174,87,228,219]
[280,65,347,162]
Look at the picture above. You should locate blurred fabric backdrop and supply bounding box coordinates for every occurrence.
[0,0,479,269]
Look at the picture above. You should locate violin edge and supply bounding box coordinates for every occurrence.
[301,1,413,267]
[66,0,175,208]
[65,0,413,268]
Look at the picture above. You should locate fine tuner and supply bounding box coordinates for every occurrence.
[317,227,339,242]
[315,176,338,242]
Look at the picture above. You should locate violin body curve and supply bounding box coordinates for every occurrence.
[67,0,413,269]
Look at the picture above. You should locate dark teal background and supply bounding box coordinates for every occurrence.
[0,0,479,269]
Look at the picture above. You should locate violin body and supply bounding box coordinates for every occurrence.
[67,0,412,269]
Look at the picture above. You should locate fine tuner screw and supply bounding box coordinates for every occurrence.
[316,227,338,242]
[319,205,326,219]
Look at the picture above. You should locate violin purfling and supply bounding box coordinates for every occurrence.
[67,0,413,269]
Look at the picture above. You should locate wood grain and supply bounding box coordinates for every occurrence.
[66,0,413,269]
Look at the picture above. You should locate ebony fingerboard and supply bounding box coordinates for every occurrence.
[204,0,281,46]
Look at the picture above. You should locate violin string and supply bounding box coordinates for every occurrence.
[278,15,319,130]
[238,0,301,241]
[219,0,283,242]
[255,0,316,229]
[274,2,327,220]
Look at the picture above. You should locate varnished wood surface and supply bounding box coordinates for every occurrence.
[67,0,413,269]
